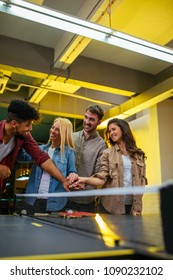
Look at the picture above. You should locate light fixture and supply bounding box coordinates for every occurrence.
[0,0,173,63]
[0,0,109,41]
[16,169,30,181]
[16,161,30,181]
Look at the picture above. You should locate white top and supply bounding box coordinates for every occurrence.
[122,154,133,205]
[38,147,55,197]
[0,136,15,161]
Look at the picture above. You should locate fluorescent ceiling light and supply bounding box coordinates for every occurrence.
[1,0,173,63]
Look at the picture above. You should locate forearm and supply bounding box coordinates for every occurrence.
[80,176,105,186]
[40,159,66,183]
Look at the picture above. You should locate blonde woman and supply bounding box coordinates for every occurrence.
[21,118,78,214]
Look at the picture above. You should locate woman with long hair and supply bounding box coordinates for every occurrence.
[19,118,78,214]
[72,118,147,215]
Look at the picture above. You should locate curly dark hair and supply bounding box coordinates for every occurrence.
[105,118,146,158]
[6,99,41,123]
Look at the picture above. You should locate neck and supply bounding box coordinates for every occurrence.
[3,123,14,144]
[50,141,60,148]
[83,129,95,139]
[118,142,128,155]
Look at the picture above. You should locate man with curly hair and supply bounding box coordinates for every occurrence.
[0,99,70,196]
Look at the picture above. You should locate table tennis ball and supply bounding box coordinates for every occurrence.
[21,209,27,215]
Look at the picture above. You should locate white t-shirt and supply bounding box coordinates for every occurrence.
[0,136,15,161]
[38,147,55,197]
[122,154,133,205]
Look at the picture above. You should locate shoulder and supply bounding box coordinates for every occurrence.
[102,145,119,156]
[97,137,107,148]
[0,120,5,127]
[64,145,75,153]
[0,120,5,139]
[104,144,117,152]
[73,130,82,136]
[64,145,74,151]
[94,132,107,145]
[73,130,82,139]
[102,147,112,156]
[136,153,146,161]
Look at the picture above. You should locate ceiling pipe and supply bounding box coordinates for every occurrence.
[5,83,113,106]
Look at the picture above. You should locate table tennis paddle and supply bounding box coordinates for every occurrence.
[34,211,95,218]
[58,211,95,218]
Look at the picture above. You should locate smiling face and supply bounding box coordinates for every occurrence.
[49,121,61,144]
[108,123,123,144]
[83,110,101,134]
[11,120,33,136]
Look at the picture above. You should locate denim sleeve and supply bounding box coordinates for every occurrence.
[67,150,77,175]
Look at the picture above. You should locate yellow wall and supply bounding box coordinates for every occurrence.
[157,99,173,182]
[129,105,162,213]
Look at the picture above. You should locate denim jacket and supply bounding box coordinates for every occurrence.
[22,143,77,211]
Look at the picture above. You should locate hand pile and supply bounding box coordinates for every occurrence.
[64,174,85,192]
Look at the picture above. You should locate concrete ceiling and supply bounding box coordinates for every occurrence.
[0,0,173,142]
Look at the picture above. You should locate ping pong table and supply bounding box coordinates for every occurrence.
[0,212,172,260]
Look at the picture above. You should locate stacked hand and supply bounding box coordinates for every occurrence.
[69,182,85,191]
[68,176,85,191]
[63,174,85,192]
